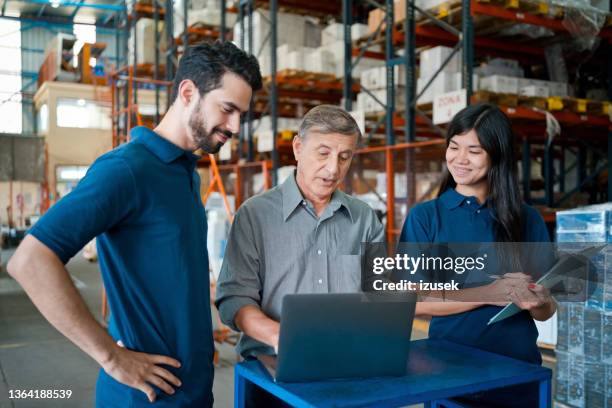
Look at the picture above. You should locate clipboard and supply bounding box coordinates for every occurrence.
[487,245,603,325]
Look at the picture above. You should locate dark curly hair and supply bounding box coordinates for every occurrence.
[171,40,262,103]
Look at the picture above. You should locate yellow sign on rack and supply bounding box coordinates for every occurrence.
[506,0,519,9]
[576,99,587,113]
[437,3,450,18]
[547,97,563,111]
[537,2,549,14]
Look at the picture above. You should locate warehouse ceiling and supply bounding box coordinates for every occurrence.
[1,0,124,27]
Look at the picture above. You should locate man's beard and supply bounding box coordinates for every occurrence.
[188,107,232,154]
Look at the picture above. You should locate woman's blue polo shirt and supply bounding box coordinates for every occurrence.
[29,127,214,407]
[399,188,552,408]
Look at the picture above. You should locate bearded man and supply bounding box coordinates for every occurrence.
[7,41,261,407]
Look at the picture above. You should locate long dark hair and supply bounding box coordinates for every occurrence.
[438,103,523,242]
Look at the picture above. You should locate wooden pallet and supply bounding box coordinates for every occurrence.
[547,97,611,116]
[273,69,338,82]
[130,63,167,78]
[472,90,519,107]
[518,94,548,110]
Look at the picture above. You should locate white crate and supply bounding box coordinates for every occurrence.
[549,81,570,97]
[420,46,461,76]
[320,40,344,62]
[322,23,344,45]
[417,72,457,104]
[307,48,336,75]
[480,75,519,94]
[520,85,550,97]
[351,23,369,40]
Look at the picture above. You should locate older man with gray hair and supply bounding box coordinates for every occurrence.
[215,104,384,406]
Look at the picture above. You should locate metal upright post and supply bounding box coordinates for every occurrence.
[609,136,612,200]
[461,0,473,101]
[577,145,586,190]
[405,0,415,142]
[247,0,254,161]
[544,142,554,207]
[183,0,188,58]
[522,138,531,203]
[405,0,417,207]
[154,0,160,124]
[165,0,175,87]
[238,1,246,159]
[220,0,226,41]
[608,42,612,200]
[238,2,244,50]
[132,7,138,115]
[385,0,395,145]
[342,0,352,111]
[559,146,565,193]
[123,8,130,134]
[271,0,278,185]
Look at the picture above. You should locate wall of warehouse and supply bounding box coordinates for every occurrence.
[0,181,41,227]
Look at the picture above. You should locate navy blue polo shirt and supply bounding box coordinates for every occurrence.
[29,127,214,407]
[399,188,552,408]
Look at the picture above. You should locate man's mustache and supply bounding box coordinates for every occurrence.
[213,128,237,139]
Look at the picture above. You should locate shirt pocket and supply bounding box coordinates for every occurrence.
[337,254,362,293]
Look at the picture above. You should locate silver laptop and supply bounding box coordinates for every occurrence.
[258,292,416,382]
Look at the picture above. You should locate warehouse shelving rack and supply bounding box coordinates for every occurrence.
[235,0,611,247]
[347,0,612,220]
[234,1,363,158]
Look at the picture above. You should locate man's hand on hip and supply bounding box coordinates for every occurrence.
[102,341,182,403]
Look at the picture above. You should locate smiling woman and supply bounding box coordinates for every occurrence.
[398,103,556,408]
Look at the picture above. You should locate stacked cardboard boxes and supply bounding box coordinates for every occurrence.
[555,203,612,407]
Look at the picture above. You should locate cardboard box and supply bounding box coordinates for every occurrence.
[233,9,306,57]
[452,72,479,91]
[320,40,344,61]
[304,19,322,48]
[358,87,406,113]
[476,61,523,78]
[368,8,385,34]
[549,81,570,97]
[360,66,407,90]
[351,23,369,40]
[337,57,384,80]
[394,0,407,24]
[488,57,520,70]
[322,23,344,46]
[367,1,407,34]
[520,85,549,98]
[307,49,336,75]
[420,46,461,76]
[480,75,519,94]
[417,72,457,104]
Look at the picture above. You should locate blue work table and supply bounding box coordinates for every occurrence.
[234,339,552,408]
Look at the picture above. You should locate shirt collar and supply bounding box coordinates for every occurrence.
[280,171,353,222]
[130,126,200,164]
[440,188,487,210]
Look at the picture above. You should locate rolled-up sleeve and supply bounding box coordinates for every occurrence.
[214,205,263,331]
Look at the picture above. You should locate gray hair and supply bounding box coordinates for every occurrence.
[297,105,362,140]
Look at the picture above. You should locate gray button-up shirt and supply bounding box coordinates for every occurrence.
[215,172,385,357]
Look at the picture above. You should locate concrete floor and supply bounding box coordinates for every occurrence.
[0,248,554,408]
